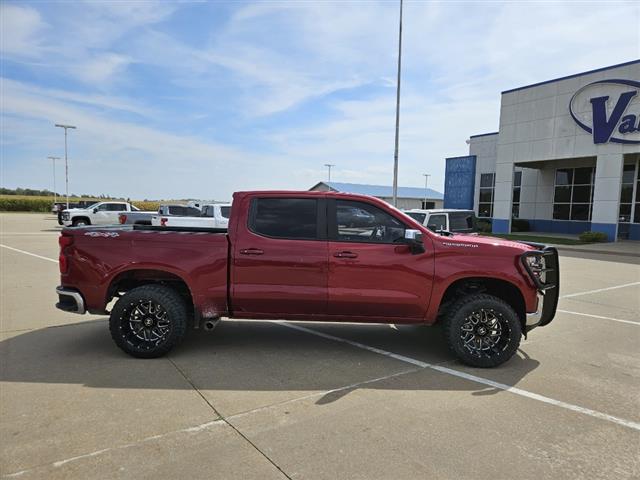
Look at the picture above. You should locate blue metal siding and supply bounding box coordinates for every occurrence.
[443,155,476,209]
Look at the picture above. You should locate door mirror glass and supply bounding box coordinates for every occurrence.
[93,208,98,213]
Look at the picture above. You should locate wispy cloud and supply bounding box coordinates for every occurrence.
[1,1,639,199]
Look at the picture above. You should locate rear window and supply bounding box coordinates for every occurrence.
[448,212,475,231]
[220,206,231,219]
[250,198,318,240]
[168,206,201,216]
[404,212,426,224]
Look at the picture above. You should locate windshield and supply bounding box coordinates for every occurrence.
[85,202,100,210]
[131,205,140,211]
[448,211,476,232]
[404,212,427,224]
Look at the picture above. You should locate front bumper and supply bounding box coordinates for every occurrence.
[56,286,86,314]
[520,244,560,332]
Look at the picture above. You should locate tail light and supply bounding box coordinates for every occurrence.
[160,217,168,226]
[119,214,127,224]
[58,234,74,273]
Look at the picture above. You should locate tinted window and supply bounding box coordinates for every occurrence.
[220,206,231,218]
[449,212,475,231]
[426,214,446,232]
[405,212,427,224]
[201,206,213,217]
[168,206,201,216]
[107,203,127,211]
[251,198,318,240]
[335,200,405,243]
[513,171,522,187]
[480,173,495,188]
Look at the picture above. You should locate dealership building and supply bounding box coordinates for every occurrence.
[443,60,640,241]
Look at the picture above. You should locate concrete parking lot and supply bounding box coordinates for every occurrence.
[1,212,639,479]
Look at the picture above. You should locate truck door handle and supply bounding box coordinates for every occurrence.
[333,251,358,258]
[240,248,264,255]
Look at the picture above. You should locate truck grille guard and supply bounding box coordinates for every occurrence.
[519,242,559,329]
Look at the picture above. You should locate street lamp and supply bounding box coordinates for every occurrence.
[47,156,61,204]
[392,0,403,207]
[324,164,335,182]
[422,173,431,209]
[54,123,76,209]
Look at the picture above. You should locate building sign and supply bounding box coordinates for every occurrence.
[443,155,476,210]
[569,79,640,145]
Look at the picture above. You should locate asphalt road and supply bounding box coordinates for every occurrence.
[1,213,639,479]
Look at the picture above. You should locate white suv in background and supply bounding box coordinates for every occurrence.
[403,209,477,234]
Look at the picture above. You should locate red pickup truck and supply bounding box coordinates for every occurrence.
[56,191,558,368]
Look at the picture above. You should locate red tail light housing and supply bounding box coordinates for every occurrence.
[160,217,168,226]
[59,234,74,273]
[119,214,127,224]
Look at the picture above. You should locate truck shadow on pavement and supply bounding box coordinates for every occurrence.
[0,318,540,405]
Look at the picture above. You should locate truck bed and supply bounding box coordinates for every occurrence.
[60,225,230,317]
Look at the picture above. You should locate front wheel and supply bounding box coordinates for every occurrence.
[109,285,188,358]
[72,218,90,227]
[443,294,521,368]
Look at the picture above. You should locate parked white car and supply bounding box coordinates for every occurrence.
[61,202,145,227]
[403,209,477,234]
[151,203,231,229]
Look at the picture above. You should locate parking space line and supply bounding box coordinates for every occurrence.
[276,321,640,432]
[561,281,640,299]
[0,244,57,263]
[557,309,639,326]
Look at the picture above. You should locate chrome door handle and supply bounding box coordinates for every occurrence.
[333,251,358,258]
[240,248,264,255]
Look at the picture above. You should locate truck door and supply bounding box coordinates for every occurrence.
[93,203,123,225]
[327,199,434,320]
[232,197,328,316]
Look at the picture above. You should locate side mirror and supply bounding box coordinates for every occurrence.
[93,208,98,213]
[404,229,425,254]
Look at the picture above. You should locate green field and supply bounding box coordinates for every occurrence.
[0,195,161,212]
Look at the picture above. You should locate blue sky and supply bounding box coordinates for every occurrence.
[1,1,639,201]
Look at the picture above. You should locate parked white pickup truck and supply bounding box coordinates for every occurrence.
[61,201,146,227]
[403,209,477,234]
[151,203,231,228]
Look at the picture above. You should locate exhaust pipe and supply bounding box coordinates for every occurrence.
[203,319,220,332]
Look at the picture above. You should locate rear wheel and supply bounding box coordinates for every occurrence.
[443,294,521,368]
[109,285,187,358]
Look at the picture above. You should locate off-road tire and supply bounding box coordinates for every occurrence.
[72,217,90,227]
[109,285,188,358]
[443,293,521,368]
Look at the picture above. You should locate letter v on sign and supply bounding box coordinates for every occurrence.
[590,91,637,144]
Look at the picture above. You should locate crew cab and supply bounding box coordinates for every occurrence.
[151,203,231,228]
[404,209,477,234]
[55,191,558,368]
[61,202,148,227]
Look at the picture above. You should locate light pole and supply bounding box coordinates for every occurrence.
[422,173,431,209]
[47,156,61,204]
[324,164,335,182]
[54,124,76,209]
[392,0,403,207]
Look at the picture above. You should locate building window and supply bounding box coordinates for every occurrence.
[553,167,594,221]
[478,173,495,218]
[620,160,640,224]
[421,201,435,209]
[512,171,522,218]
